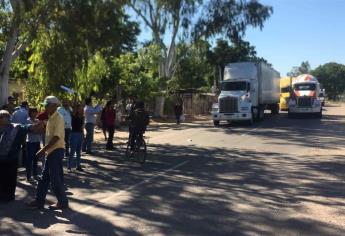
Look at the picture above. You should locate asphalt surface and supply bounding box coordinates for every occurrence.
[1,104,345,236]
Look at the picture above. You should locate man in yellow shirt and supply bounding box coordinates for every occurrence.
[28,96,68,210]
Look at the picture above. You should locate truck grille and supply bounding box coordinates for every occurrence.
[219,97,238,113]
[297,97,313,107]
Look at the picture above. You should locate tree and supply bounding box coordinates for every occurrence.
[194,0,273,41]
[114,45,160,101]
[287,61,311,77]
[0,0,52,106]
[312,62,345,100]
[128,0,201,80]
[24,0,139,104]
[169,40,213,91]
[129,0,273,82]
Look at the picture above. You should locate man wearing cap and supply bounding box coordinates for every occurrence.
[28,96,69,210]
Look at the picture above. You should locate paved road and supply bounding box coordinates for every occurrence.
[1,104,345,236]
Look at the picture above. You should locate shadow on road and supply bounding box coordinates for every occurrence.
[1,111,345,235]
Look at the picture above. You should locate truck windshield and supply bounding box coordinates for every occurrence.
[221,82,248,91]
[294,83,316,91]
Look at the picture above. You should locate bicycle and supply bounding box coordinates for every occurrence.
[125,132,147,164]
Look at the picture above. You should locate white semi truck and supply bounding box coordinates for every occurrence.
[288,74,322,118]
[211,62,280,126]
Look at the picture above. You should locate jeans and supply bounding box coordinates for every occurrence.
[65,128,72,156]
[26,142,40,179]
[69,132,83,168]
[106,125,115,149]
[0,160,17,201]
[83,123,94,153]
[35,148,68,207]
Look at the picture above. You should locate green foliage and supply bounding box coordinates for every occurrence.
[311,63,345,100]
[169,40,214,91]
[4,0,273,107]
[22,0,139,104]
[75,52,110,99]
[114,45,161,101]
[194,0,273,40]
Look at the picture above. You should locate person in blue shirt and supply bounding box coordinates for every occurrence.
[11,101,30,167]
[0,110,43,202]
[11,101,29,124]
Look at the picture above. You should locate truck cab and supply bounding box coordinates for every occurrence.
[288,74,322,118]
[212,79,253,126]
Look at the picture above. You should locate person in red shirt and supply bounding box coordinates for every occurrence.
[101,100,116,150]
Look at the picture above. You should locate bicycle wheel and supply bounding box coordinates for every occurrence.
[125,142,131,159]
[134,138,147,164]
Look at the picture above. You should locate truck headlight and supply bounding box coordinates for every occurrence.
[241,94,251,102]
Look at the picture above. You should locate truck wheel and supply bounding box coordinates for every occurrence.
[213,120,220,126]
[252,107,259,121]
[246,117,254,126]
[271,104,279,115]
[258,106,265,121]
[317,109,322,119]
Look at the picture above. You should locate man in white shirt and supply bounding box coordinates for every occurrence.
[57,99,72,157]
[82,97,102,154]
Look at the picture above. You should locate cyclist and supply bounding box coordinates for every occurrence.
[128,101,149,150]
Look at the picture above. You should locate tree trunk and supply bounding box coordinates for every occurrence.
[0,71,10,107]
[154,96,165,117]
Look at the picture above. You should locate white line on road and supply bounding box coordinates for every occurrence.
[68,160,190,219]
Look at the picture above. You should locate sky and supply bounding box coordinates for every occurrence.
[244,0,345,76]
[135,0,345,76]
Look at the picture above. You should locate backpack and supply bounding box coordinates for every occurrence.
[133,109,149,131]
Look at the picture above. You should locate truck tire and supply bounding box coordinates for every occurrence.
[252,107,259,121]
[317,109,322,119]
[213,120,220,126]
[246,117,254,126]
[271,104,279,115]
[258,106,265,121]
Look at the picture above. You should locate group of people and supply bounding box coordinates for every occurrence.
[0,96,68,209]
[0,95,150,210]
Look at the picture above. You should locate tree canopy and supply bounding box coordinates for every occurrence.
[0,0,276,108]
[312,62,345,100]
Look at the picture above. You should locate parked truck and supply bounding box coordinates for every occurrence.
[211,62,280,126]
[288,74,322,118]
